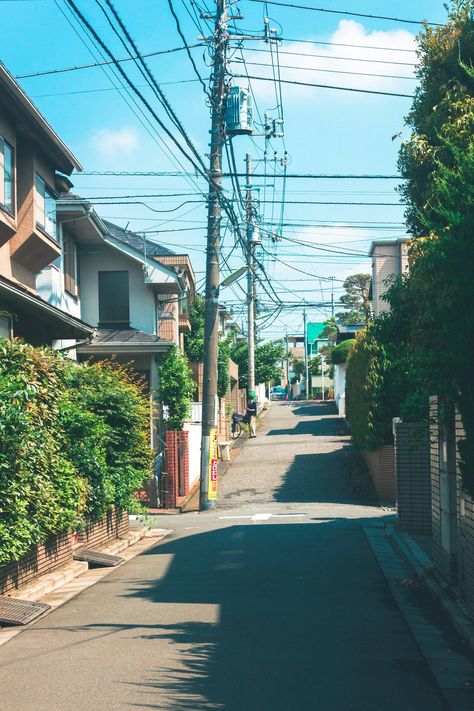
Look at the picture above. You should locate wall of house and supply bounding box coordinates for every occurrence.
[333,363,347,417]
[371,242,409,317]
[79,243,156,333]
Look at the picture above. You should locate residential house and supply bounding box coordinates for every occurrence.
[0,62,93,345]
[370,237,410,317]
[37,196,193,455]
[333,324,364,417]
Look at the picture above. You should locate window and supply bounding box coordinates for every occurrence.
[0,136,13,213]
[35,174,57,240]
[63,234,78,297]
[98,271,130,328]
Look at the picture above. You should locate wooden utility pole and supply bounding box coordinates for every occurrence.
[303,305,309,400]
[199,0,228,511]
[246,153,256,394]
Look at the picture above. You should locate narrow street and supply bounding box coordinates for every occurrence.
[0,403,452,709]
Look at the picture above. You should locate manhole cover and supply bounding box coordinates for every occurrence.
[0,597,50,626]
[73,549,124,567]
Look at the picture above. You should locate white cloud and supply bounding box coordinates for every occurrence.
[90,126,140,158]
[231,20,417,106]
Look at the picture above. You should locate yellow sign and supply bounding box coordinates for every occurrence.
[208,427,218,500]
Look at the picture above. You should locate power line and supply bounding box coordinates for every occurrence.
[262,36,417,54]
[232,58,416,81]
[236,45,416,67]
[231,73,413,98]
[167,0,210,97]
[15,44,203,79]
[76,170,403,179]
[247,0,443,27]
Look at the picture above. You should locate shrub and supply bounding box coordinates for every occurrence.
[158,346,194,430]
[0,340,153,564]
[331,339,354,365]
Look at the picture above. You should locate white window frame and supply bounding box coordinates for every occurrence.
[35,174,57,240]
[0,135,14,214]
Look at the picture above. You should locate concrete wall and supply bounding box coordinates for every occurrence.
[183,420,202,489]
[79,243,157,333]
[394,421,431,533]
[333,363,347,417]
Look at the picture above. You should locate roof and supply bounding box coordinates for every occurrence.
[336,324,364,343]
[76,328,175,355]
[369,236,411,257]
[0,63,82,174]
[307,322,327,343]
[102,220,176,258]
[0,275,94,339]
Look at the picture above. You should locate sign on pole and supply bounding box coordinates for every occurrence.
[208,427,218,501]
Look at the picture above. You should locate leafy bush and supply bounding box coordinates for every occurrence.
[331,339,354,365]
[0,340,153,565]
[158,346,194,430]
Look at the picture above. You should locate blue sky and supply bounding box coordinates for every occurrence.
[1,0,450,336]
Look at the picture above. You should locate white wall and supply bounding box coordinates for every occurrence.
[333,363,347,417]
[79,243,157,333]
[36,265,81,319]
[183,421,202,489]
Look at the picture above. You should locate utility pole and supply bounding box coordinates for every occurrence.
[303,305,309,400]
[285,330,289,396]
[199,0,228,511]
[330,276,335,318]
[246,153,256,394]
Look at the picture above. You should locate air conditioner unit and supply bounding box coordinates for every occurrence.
[225,86,253,135]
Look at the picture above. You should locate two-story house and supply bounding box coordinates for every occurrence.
[0,62,93,344]
[37,194,196,451]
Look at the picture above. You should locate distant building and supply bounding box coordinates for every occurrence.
[370,237,410,317]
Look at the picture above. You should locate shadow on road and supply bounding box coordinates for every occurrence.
[107,520,441,710]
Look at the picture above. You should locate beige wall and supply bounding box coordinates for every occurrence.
[371,241,409,317]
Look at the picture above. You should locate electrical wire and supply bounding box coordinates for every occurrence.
[231,73,413,98]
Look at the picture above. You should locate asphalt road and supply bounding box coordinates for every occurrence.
[0,402,448,710]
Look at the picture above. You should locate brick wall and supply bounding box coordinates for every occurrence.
[0,509,129,595]
[0,531,72,595]
[76,508,129,548]
[430,396,459,584]
[455,411,474,614]
[364,445,396,503]
[163,429,189,508]
[394,422,431,533]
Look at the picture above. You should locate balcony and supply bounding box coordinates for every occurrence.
[179,312,191,333]
[0,205,15,246]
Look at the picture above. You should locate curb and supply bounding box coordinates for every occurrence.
[386,524,474,654]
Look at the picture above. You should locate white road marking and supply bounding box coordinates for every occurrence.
[219,513,306,522]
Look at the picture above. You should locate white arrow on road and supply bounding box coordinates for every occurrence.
[218,513,306,522]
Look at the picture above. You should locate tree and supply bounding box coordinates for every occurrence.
[230,339,284,390]
[319,316,337,343]
[184,293,231,398]
[395,0,474,494]
[336,274,371,325]
[290,355,305,380]
[158,346,194,430]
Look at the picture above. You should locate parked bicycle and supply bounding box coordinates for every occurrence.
[231,412,247,439]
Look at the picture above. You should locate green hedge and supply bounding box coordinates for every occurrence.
[331,339,354,364]
[0,339,152,565]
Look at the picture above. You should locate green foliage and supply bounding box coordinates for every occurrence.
[0,340,152,565]
[290,355,305,380]
[158,346,194,430]
[331,339,354,365]
[62,360,152,516]
[336,274,371,325]
[184,294,205,362]
[396,0,474,494]
[319,317,337,343]
[184,293,231,398]
[230,339,284,390]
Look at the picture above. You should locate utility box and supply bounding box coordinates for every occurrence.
[225,86,253,135]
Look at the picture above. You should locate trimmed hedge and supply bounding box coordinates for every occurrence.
[0,339,152,564]
[331,339,354,364]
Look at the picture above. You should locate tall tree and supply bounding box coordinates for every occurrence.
[336,274,371,325]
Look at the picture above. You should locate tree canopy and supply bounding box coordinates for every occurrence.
[336,274,371,325]
[230,339,284,390]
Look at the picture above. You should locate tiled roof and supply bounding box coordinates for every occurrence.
[102,220,176,257]
[91,329,163,344]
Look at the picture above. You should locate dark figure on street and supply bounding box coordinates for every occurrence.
[246,390,257,438]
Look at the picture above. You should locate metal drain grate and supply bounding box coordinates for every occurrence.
[73,549,124,567]
[0,597,50,626]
